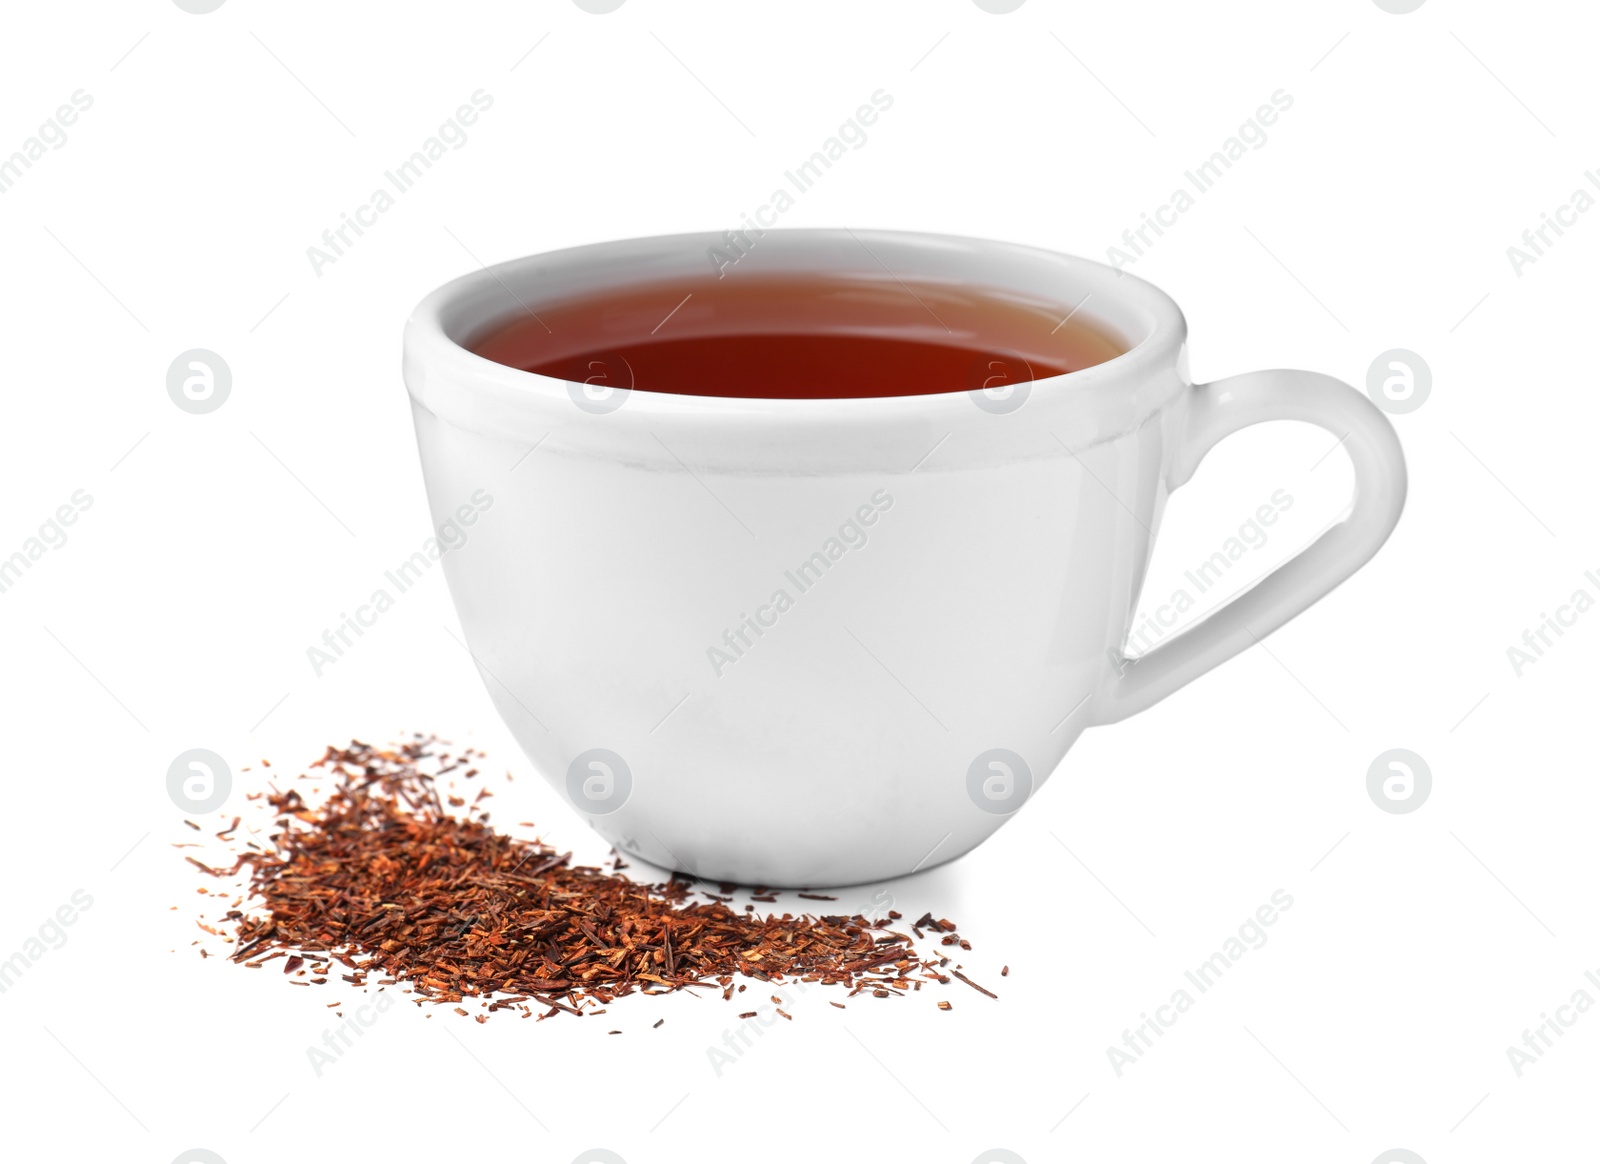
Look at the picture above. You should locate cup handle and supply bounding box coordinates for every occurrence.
[1096,369,1408,724]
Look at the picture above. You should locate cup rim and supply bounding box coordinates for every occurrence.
[404,228,1187,421]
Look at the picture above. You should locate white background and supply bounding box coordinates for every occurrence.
[0,2,1593,1161]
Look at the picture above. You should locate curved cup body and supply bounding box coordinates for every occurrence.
[404,229,1401,886]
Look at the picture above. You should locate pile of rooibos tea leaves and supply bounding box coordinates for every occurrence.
[191,737,1002,1023]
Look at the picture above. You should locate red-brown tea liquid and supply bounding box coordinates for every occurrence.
[469,273,1127,400]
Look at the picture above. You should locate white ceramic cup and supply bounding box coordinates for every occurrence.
[404,229,1406,887]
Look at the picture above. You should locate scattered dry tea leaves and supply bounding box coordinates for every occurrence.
[195,737,1001,1022]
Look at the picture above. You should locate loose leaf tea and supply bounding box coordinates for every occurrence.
[196,738,997,1021]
